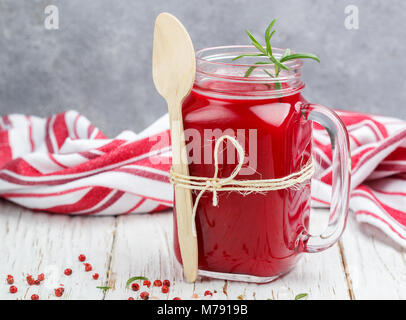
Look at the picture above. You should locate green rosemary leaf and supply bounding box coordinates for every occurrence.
[274,82,282,90]
[280,53,320,63]
[265,19,276,39]
[232,53,266,61]
[268,54,289,72]
[265,31,275,55]
[244,66,257,77]
[245,29,267,54]
[295,293,308,300]
[264,71,283,90]
[265,19,277,55]
[262,69,275,77]
[245,29,262,47]
[244,61,273,77]
[252,42,267,55]
[97,286,111,293]
[263,68,282,88]
[282,48,291,58]
[126,276,149,288]
[265,19,277,40]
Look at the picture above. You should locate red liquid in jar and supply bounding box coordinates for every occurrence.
[174,82,312,278]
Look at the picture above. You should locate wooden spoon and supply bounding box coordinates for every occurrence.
[152,12,198,282]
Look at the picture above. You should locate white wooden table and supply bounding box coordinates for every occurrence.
[0,199,405,300]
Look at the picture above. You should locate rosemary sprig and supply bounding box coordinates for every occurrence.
[125,276,149,289]
[97,286,111,293]
[233,19,320,82]
[295,293,309,300]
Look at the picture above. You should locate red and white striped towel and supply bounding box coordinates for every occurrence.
[1,110,406,247]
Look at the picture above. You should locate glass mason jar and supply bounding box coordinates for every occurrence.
[173,46,351,283]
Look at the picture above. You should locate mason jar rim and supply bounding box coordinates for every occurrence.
[196,45,303,82]
[193,45,305,99]
[196,45,303,68]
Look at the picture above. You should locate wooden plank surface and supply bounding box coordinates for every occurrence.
[0,199,403,300]
[104,210,349,300]
[104,212,194,300]
[339,213,406,300]
[0,199,116,300]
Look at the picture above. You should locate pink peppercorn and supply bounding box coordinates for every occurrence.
[143,280,151,288]
[55,287,64,297]
[161,285,169,294]
[6,275,14,285]
[64,268,72,276]
[128,297,134,300]
[9,286,17,294]
[78,254,86,262]
[140,291,149,300]
[84,263,92,272]
[131,283,139,291]
[173,297,181,300]
[92,273,99,280]
[153,279,162,287]
[204,290,213,297]
[37,273,45,281]
[31,294,39,300]
[163,279,170,287]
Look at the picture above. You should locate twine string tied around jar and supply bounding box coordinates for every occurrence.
[170,135,314,236]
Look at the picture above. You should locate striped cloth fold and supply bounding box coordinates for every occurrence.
[1,110,406,247]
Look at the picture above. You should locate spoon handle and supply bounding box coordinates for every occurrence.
[169,101,198,283]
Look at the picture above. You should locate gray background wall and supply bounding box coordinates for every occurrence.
[0,0,404,137]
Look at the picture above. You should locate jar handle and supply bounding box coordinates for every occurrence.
[296,103,351,253]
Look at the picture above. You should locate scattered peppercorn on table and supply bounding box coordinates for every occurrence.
[0,199,404,300]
